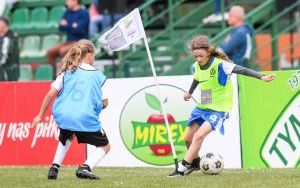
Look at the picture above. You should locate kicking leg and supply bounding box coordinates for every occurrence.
[184,122,199,148]
[184,121,212,163]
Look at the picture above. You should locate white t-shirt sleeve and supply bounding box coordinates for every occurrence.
[221,61,236,75]
[101,81,109,99]
[51,73,64,91]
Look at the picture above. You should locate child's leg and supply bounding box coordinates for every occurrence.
[48,131,73,180]
[185,122,201,168]
[75,129,110,179]
[52,129,74,167]
[168,122,211,177]
[83,143,110,169]
[52,139,72,166]
[184,121,212,164]
[184,122,199,148]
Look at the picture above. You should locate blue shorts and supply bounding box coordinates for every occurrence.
[187,107,228,134]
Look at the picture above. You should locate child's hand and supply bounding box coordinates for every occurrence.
[102,99,108,109]
[31,115,42,128]
[261,74,276,82]
[184,93,191,101]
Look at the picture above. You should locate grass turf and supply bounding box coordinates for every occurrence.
[0,167,299,188]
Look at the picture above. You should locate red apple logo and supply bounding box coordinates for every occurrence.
[145,93,175,156]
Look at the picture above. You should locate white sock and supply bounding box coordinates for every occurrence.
[52,139,72,166]
[84,147,106,169]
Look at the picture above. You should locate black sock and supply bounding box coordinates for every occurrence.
[182,160,191,167]
[192,157,200,167]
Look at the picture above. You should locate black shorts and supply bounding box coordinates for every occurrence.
[59,128,109,147]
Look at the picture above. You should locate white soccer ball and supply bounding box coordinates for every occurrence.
[200,153,224,175]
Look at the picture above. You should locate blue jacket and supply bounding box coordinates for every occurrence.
[59,8,89,41]
[220,24,254,66]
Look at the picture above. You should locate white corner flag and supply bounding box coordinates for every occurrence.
[98,8,146,53]
[99,8,179,170]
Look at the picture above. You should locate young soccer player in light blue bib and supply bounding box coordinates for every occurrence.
[32,40,110,180]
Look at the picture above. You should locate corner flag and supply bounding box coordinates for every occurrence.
[98,8,145,53]
[99,8,179,171]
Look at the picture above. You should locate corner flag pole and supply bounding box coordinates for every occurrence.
[142,36,179,170]
[98,8,179,170]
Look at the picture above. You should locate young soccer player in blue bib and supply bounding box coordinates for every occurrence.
[32,40,110,180]
[169,35,275,177]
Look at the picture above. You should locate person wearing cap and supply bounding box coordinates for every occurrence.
[168,34,275,177]
[0,16,19,81]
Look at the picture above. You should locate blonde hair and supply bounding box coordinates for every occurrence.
[58,39,96,75]
[186,35,231,62]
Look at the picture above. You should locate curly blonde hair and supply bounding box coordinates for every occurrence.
[58,39,96,75]
[186,35,231,62]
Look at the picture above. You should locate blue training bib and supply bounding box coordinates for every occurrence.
[52,68,106,132]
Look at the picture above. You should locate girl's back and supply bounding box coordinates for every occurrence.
[53,66,106,132]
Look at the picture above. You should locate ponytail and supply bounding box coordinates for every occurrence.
[58,39,96,75]
[209,47,232,62]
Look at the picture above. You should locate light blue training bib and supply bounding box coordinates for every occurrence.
[52,68,106,132]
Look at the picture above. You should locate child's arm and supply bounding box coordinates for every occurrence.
[184,79,199,101]
[232,65,275,82]
[31,87,58,127]
[101,83,108,109]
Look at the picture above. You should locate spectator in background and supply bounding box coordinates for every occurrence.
[47,0,89,77]
[0,17,19,81]
[220,6,254,67]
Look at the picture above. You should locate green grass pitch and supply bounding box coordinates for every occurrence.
[0,167,299,188]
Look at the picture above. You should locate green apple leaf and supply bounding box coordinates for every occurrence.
[145,93,161,111]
